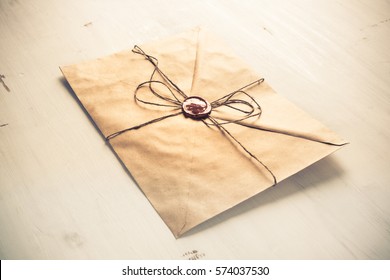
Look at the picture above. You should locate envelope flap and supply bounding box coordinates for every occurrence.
[61,28,201,138]
[177,28,346,146]
[189,29,261,101]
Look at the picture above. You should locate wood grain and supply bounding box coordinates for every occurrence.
[0,0,389,259]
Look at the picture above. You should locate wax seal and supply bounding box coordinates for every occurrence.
[182,96,212,119]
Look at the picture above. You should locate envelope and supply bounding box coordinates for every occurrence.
[60,27,347,237]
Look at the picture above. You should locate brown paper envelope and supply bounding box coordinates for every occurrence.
[60,28,347,237]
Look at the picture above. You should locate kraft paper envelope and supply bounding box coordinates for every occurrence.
[61,28,347,237]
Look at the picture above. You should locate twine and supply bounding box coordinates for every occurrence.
[106,45,345,185]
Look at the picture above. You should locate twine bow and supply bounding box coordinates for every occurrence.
[107,46,273,184]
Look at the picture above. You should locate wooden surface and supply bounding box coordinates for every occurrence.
[1,0,389,259]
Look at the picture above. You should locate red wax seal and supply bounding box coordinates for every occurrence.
[182,96,212,119]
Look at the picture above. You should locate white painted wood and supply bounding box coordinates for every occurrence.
[1,0,389,259]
